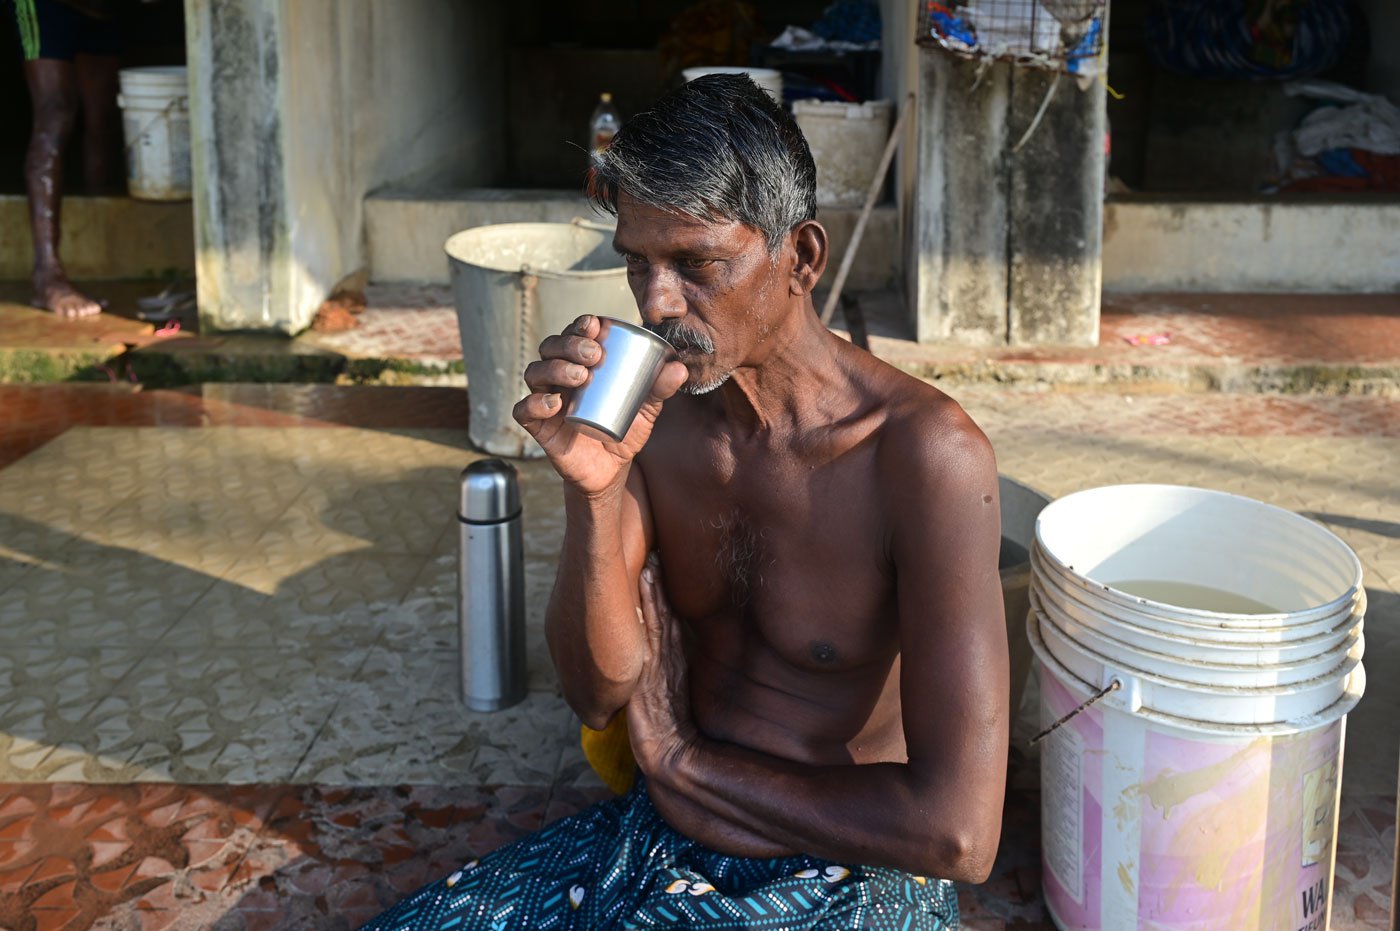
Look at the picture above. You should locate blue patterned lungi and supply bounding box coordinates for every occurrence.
[360,778,958,930]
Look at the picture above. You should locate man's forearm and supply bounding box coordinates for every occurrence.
[648,738,999,882]
[546,485,647,727]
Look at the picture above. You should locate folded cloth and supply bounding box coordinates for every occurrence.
[359,777,959,930]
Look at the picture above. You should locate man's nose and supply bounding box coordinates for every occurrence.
[637,267,686,328]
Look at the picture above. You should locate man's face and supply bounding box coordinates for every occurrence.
[613,194,785,395]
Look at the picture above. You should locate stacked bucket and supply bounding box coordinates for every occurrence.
[1027,484,1366,931]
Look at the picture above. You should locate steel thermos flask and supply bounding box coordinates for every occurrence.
[458,459,527,711]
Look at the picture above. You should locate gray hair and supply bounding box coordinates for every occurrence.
[587,74,817,252]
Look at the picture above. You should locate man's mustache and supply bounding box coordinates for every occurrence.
[646,320,715,355]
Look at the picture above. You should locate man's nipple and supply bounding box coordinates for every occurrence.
[809,641,838,664]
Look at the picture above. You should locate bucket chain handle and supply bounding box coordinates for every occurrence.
[120,95,188,159]
[1028,678,1121,746]
[518,265,540,404]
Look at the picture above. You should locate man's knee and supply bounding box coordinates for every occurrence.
[32,97,79,141]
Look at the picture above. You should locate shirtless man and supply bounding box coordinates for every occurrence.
[365,74,1008,930]
[10,0,124,317]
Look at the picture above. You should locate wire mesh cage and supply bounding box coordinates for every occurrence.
[918,0,1107,76]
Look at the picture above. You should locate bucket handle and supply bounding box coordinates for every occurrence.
[1028,678,1121,746]
[118,95,188,158]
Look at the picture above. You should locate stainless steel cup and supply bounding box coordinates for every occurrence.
[565,317,675,441]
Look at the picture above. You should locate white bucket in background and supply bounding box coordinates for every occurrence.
[792,99,892,207]
[1030,484,1365,930]
[117,66,191,201]
[682,66,783,104]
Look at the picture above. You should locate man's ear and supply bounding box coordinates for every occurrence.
[789,220,828,297]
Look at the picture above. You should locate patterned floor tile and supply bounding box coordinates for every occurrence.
[0,647,142,744]
[0,782,565,931]
[157,564,427,656]
[401,555,563,694]
[0,554,220,648]
[281,480,459,556]
[293,675,574,787]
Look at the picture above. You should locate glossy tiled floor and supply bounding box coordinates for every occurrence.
[0,383,1395,930]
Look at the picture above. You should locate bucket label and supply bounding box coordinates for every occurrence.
[1301,759,1338,868]
[1042,712,1085,903]
[1296,875,1328,931]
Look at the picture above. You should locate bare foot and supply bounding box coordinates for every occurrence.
[34,271,103,318]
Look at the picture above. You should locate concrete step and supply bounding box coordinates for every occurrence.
[0,195,194,281]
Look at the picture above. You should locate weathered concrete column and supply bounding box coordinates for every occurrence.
[185,0,505,334]
[911,52,1009,346]
[911,48,1104,346]
[1008,69,1104,346]
[185,0,321,334]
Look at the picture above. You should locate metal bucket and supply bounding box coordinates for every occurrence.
[445,219,636,457]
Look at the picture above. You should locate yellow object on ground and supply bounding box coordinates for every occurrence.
[580,714,636,794]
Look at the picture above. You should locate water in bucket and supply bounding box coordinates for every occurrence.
[1109,580,1280,615]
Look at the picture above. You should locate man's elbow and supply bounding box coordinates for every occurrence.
[559,682,627,732]
[919,827,999,884]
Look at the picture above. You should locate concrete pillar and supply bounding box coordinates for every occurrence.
[185,0,506,334]
[911,48,1104,346]
[185,0,314,333]
[1008,69,1104,346]
[911,51,1010,346]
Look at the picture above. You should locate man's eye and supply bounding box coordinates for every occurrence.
[624,254,646,265]
[683,258,714,270]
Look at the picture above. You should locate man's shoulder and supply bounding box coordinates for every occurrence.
[869,375,996,492]
[874,370,990,452]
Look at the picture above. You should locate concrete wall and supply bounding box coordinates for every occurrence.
[188,0,504,333]
[912,53,1010,346]
[1008,69,1104,346]
[0,196,194,280]
[911,50,1104,346]
[879,0,919,313]
[186,0,293,331]
[1103,199,1400,293]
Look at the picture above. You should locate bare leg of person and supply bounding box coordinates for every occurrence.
[75,53,124,194]
[23,58,102,318]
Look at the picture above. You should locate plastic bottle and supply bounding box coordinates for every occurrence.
[589,93,622,154]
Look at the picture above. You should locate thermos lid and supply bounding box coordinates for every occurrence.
[460,459,521,523]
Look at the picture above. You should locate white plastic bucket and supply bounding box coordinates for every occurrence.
[1030,484,1366,930]
[1031,544,1364,652]
[117,66,190,201]
[444,221,635,458]
[1033,588,1364,691]
[682,66,783,104]
[1031,617,1361,930]
[1034,484,1362,627]
[792,99,892,207]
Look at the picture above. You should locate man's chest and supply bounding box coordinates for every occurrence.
[644,455,898,670]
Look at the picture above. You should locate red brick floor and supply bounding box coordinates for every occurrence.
[0,780,1391,930]
[0,782,589,931]
[1098,293,1400,365]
